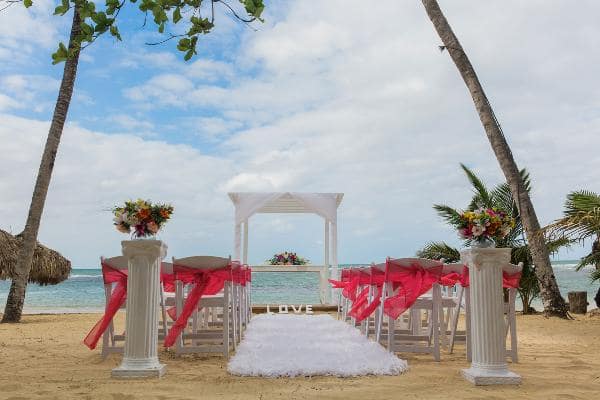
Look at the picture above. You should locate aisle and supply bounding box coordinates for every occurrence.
[227,313,407,377]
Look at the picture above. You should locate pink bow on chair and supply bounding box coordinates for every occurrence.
[83,263,128,350]
[163,264,234,348]
[383,262,443,319]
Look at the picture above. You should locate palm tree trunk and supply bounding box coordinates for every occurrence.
[421,0,569,317]
[1,9,82,323]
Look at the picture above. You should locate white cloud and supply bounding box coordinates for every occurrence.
[0,0,61,63]
[123,74,194,107]
[0,113,235,266]
[184,117,242,140]
[0,74,61,112]
[0,93,21,111]
[109,114,155,132]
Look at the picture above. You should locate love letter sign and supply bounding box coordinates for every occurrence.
[265,304,314,314]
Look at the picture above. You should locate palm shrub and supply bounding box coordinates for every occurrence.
[417,164,572,314]
[545,191,600,307]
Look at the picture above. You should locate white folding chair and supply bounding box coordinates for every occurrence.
[374,258,444,361]
[442,263,471,359]
[171,255,236,359]
[503,262,521,363]
[99,256,172,359]
[447,262,521,363]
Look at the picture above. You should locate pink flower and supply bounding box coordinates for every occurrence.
[116,223,130,234]
[147,221,159,234]
[134,224,146,237]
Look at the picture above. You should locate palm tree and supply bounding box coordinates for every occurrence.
[420,0,569,317]
[2,0,265,323]
[417,164,571,314]
[545,191,600,307]
[1,9,82,323]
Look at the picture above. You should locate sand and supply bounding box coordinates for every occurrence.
[0,313,599,400]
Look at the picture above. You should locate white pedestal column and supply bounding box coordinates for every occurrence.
[460,248,521,385]
[112,240,167,379]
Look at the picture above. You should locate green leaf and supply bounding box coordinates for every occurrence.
[177,37,190,51]
[241,0,264,20]
[416,242,460,263]
[91,11,108,25]
[23,0,33,7]
[460,163,492,209]
[51,42,69,65]
[110,25,122,41]
[173,6,182,23]
[184,49,194,61]
[158,21,165,33]
[54,5,68,15]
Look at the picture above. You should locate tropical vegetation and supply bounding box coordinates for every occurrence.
[417,164,572,314]
[544,191,600,307]
[421,0,569,317]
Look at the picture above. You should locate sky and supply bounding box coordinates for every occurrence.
[0,0,599,267]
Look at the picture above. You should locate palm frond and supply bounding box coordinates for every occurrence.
[565,190,600,214]
[590,268,600,283]
[416,242,460,263]
[433,204,462,226]
[546,236,576,255]
[545,191,600,240]
[511,245,532,266]
[576,251,600,272]
[460,163,492,209]
[545,212,600,240]
[490,169,530,213]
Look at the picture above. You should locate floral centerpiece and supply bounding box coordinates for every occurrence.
[455,207,515,247]
[267,251,309,265]
[113,199,173,238]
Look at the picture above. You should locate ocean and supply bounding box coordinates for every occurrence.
[0,261,598,313]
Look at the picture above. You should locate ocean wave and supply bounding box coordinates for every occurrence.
[552,263,594,271]
[69,274,102,279]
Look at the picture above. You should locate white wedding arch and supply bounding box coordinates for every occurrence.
[228,192,343,304]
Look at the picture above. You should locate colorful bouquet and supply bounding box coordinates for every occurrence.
[113,199,173,238]
[456,208,515,244]
[267,251,309,265]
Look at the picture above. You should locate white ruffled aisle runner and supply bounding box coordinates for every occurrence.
[227,313,408,377]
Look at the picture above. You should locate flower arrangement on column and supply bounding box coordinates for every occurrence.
[113,199,174,238]
[454,208,515,247]
[267,251,309,265]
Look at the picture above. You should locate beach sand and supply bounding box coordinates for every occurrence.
[0,313,599,400]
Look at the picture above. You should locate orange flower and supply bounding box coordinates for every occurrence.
[137,208,151,220]
[160,209,170,219]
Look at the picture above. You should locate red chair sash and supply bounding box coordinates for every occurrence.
[383,263,443,319]
[502,271,521,288]
[348,267,386,323]
[328,268,353,289]
[83,263,128,350]
[348,286,370,316]
[328,278,347,289]
[163,265,232,348]
[342,277,360,301]
[439,265,521,289]
[84,262,175,350]
[440,266,470,287]
[349,286,382,322]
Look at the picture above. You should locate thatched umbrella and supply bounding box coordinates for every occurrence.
[0,229,71,285]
